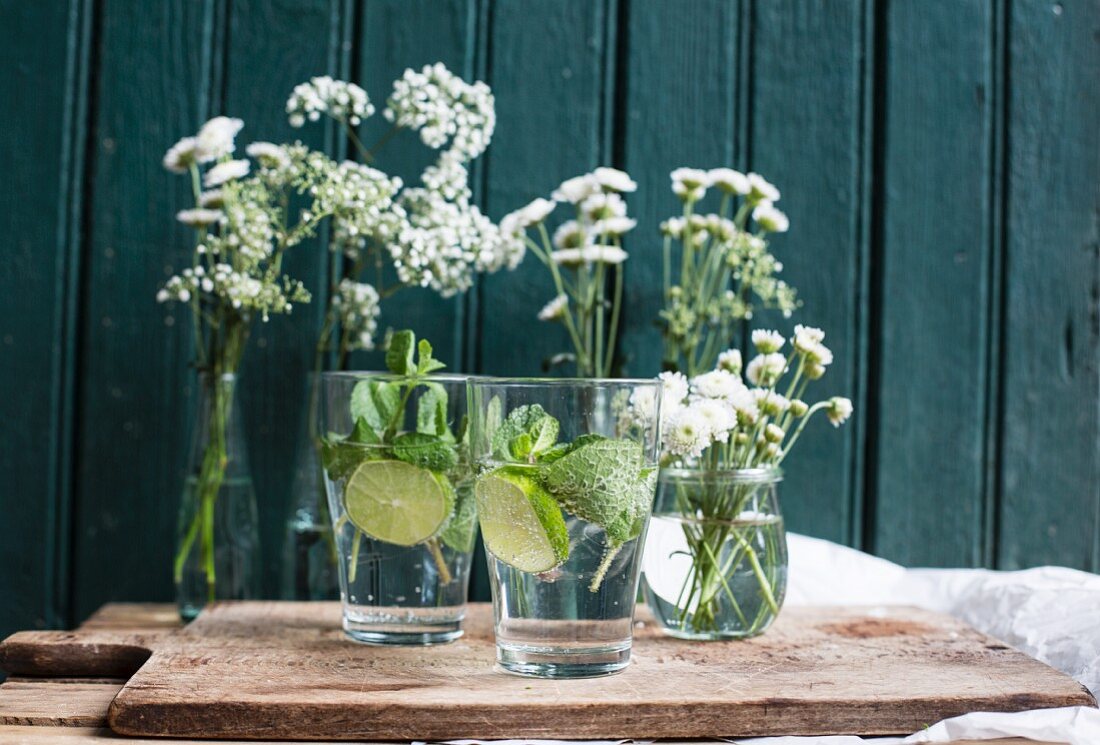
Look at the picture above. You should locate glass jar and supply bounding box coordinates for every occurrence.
[318,372,476,645]
[643,467,787,639]
[466,377,662,678]
[174,373,261,621]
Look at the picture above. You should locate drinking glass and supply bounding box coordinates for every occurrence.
[467,377,662,677]
[319,373,477,644]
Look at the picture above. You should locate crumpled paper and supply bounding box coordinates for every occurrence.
[429,534,1100,745]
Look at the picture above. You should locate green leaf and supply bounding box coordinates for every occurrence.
[392,431,458,473]
[386,329,416,375]
[439,481,478,553]
[320,434,378,482]
[540,437,644,530]
[491,404,560,461]
[536,443,572,464]
[416,383,452,440]
[416,338,447,374]
[350,380,401,433]
[349,416,381,445]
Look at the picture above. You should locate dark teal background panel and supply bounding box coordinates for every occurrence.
[1,0,1097,639]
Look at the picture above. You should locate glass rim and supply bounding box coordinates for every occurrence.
[319,371,473,384]
[467,376,660,387]
[661,465,783,482]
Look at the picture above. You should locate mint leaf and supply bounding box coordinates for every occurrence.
[439,482,478,553]
[392,431,458,473]
[417,339,446,374]
[416,383,452,441]
[321,434,382,481]
[540,437,644,529]
[386,329,416,375]
[350,380,401,432]
[605,467,657,544]
[492,404,560,461]
[536,442,572,464]
[349,416,381,445]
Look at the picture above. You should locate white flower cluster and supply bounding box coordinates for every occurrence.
[621,326,851,466]
[384,63,495,161]
[385,188,524,297]
[163,116,244,173]
[156,263,309,321]
[670,167,789,233]
[286,76,374,127]
[332,279,381,351]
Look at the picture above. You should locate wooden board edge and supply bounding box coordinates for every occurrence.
[0,632,153,678]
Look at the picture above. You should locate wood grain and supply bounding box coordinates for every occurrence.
[63,601,1091,740]
[0,679,123,727]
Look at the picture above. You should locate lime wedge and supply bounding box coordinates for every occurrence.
[475,467,569,573]
[344,460,454,546]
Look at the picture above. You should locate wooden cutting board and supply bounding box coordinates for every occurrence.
[1,602,1093,740]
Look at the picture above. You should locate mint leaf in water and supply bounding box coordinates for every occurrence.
[439,482,478,553]
[416,382,452,441]
[349,416,381,445]
[492,404,560,461]
[392,431,458,473]
[386,329,416,375]
[604,467,657,544]
[540,437,644,529]
[350,380,401,432]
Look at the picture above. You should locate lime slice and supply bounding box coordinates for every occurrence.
[344,460,454,546]
[475,467,568,573]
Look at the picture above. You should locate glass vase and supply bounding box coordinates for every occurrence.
[319,373,477,645]
[466,377,662,678]
[174,373,261,621]
[281,374,340,600]
[643,467,787,640]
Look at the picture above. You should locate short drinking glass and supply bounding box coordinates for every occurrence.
[467,378,662,677]
[319,373,477,644]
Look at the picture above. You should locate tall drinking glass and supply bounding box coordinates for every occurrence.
[466,378,662,677]
[319,372,477,644]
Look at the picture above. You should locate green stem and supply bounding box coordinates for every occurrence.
[427,539,453,584]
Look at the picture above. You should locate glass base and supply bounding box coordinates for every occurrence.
[342,617,462,646]
[495,642,631,678]
[658,626,764,641]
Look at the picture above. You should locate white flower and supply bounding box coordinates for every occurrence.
[332,279,381,351]
[176,208,225,227]
[537,294,568,321]
[793,324,825,353]
[163,136,198,173]
[384,63,495,160]
[717,349,743,375]
[198,189,224,208]
[203,159,250,187]
[552,173,599,203]
[552,245,628,266]
[663,406,712,459]
[620,387,658,433]
[514,197,556,227]
[420,151,471,201]
[690,369,747,402]
[826,397,853,427]
[689,397,736,444]
[551,220,585,249]
[659,371,690,409]
[753,202,789,233]
[708,168,750,195]
[747,172,780,203]
[753,389,791,416]
[287,76,374,127]
[746,352,787,386]
[751,328,785,353]
[593,217,636,236]
[806,342,833,367]
[195,116,244,162]
[660,217,685,238]
[246,141,290,169]
[671,167,709,201]
[580,192,627,221]
[592,166,637,192]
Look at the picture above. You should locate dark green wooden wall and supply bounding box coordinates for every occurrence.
[2,0,1097,638]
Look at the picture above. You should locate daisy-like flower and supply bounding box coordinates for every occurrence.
[287,76,374,128]
[659,371,690,409]
[826,396,853,427]
[671,167,709,201]
[203,159,250,188]
[753,202,789,233]
[717,348,743,375]
[659,217,686,239]
[746,352,787,386]
[508,197,556,229]
[663,406,712,459]
[198,189,224,208]
[195,116,244,162]
[753,389,791,416]
[580,192,627,221]
[176,208,225,228]
[689,397,737,444]
[592,166,637,193]
[747,172,780,203]
[789,399,809,417]
[552,246,628,266]
[751,329,785,353]
[552,173,599,204]
[246,141,290,170]
[593,217,636,236]
[793,324,825,353]
[163,136,199,173]
[537,294,568,321]
[708,168,749,195]
[552,220,586,249]
[690,369,746,402]
[805,342,833,367]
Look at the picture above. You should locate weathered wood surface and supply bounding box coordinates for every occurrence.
[0,679,123,727]
[3,601,1087,740]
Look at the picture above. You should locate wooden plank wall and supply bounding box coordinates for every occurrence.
[1,0,1097,637]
